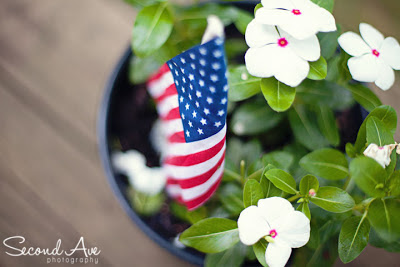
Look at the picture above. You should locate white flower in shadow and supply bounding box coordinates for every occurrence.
[238,197,310,267]
[339,23,400,90]
[255,0,336,40]
[245,19,320,87]
[363,143,398,168]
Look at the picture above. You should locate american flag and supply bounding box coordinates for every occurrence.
[147,37,228,210]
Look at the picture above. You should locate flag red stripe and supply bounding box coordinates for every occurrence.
[161,107,181,121]
[185,175,223,210]
[155,84,177,103]
[168,131,186,143]
[147,64,170,84]
[164,137,225,166]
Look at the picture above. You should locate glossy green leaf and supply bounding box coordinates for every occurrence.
[349,157,386,197]
[129,56,161,84]
[262,151,294,172]
[128,188,165,216]
[368,198,400,242]
[226,138,262,169]
[243,179,264,208]
[338,215,370,263]
[205,242,246,267]
[230,102,284,136]
[132,2,173,57]
[346,143,357,158]
[297,202,311,219]
[345,84,382,112]
[260,166,282,197]
[299,175,319,196]
[180,218,240,253]
[311,0,334,12]
[254,3,263,15]
[253,239,268,267]
[220,183,244,216]
[318,30,340,60]
[228,66,261,101]
[307,57,327,80]
[369,228,400,253]
[310,186,355,213]
[234,10,253,34]
[316,106,340,147]
[300,148,348,180]
[265,169,297,194]
[261,77,296,112]
[366,117,394,146]
[170,202,207,224]
[387,170,400,196]
[289,105,330,150]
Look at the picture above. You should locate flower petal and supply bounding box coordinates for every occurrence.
[308,2,337,33]
[245,19,280,48]
[284,31,320,61]
[274,211,310,248]
[380,37,400,70]
[261,0,293,9]
[338,32,370,57]
[273,47,309,87]
[265,241,292,267]
[255,7,292,31]
[348,54,379,83]
[245,45,278,78]
[257,197,295,225]
[360,23,384,49]
[277,13,317,40]
[238,206,271,245]
[375,59,395,91]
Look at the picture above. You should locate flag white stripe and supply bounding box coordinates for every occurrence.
[157,94,179,117]
[148,72,175,98]
[162,119,184,136]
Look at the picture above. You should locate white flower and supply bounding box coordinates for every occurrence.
[255,0,336,40]
[245,19,320,87]
[238,197,310,267]
[338,23,400,91]
[112,150,166,195]
[363,143,397,168]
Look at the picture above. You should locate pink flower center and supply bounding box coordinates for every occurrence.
[292,9,302,15]
[309,189,316,197]
[372,49,380,57]
[278,38,289,48]
[269,229,278,238]
[378,146,384,150]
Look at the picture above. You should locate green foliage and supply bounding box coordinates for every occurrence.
[262,151,294,172]
[349,157,386,197]
[226,138,262,170]
[132,2,173,57]
[180,218,240,253]
[311,0,334,12]
[366,117,394,146]
[243,179,264,208]
[387,170,400,196]
[129,56,161,84]
[368,198,400,242]
[205,242,247,267]
[219,183,244,216]
[124,0,162,8]
[345,84,382,112]
[230,101,284,136]
[338,215,370,263]
[318,29,340,60]
[261,77,296,112]
[128,188,164,216]
[260,167,282,198]
[252,239,268,267]
[310,186,355,213]
[316,106,340,147]
[234,10,253,35]
[300,149,348,180]
[297,202,311,219]
[307,57,328,80]
[170,202,207,224]
[265,169,298,194]
[228,66,261,101]
[299,175,319,196]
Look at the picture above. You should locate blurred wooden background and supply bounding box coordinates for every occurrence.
[0,0,399,266]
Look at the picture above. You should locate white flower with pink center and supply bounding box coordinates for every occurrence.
[338,23,400,90]
[255,0,336,40]
[363,143,398,168]
[245,19,320,87]
[238,197,310,267]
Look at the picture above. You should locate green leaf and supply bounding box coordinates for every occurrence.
[300,148,348,180]
[310,186,355,213]
[369,228,400,253]
[260,166,282,197]
[261,77,296,112]
[297,202,311,219]
[288,105,330,150]
[128,188,165,216]
[368,198,400,242]
[299,175,319,196]
[387,170,400,196]
[205,242,247,267]
[265,169,297,194]
[354,105,397,153]
[262,151,294,172]
[349,157,386,197]
[124,0,161,8]
[170,202,207,224]
[230,101,284,136]
[129,56,161,84]
[132,2,173,57]
[219,183,244,216]
[366,117,394,146]
[234,10,253,35]
[311,0,334,12]
[254,3,263,15]
[338,215,370,263]
[253,239,268,267]
[345,84,382,112]
[318,30,340,60]
[243,179,264,208]
[307,57,328,80]
[346,143,357,158]
[316,106,340,147]
[226,138,262,168]
[228,66,261,101]
[180,218,240,253]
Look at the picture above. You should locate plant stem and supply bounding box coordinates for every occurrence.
[342,176,351,191]
[223,169,242,184]
[287,194,301,202]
